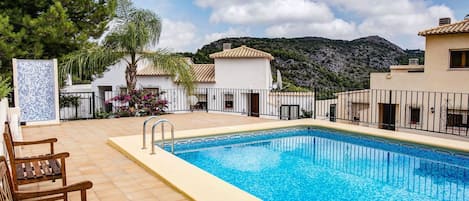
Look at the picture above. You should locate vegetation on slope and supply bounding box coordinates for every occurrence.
[189,37,424,89]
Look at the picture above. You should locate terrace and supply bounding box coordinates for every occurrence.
[17,112,274,201]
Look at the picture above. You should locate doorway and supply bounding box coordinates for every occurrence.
[249,93,259,117]
[380,103,396,130]
[329,104,336,122]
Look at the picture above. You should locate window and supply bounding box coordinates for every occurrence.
[447,114,463,127]
[224,94,234,109]
[410,108,420,124]
[143,88,159,95]
[450,50,469,68]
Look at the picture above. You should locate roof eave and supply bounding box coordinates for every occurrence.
[418,31,469,37]
[210,56,274,60]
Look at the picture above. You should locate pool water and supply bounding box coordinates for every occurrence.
[171,128,469,201]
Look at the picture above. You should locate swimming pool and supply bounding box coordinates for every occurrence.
[170,127,469,201]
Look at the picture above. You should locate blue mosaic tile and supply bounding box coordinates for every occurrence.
[16,59,56,122]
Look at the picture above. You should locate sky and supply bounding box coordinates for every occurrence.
[132,0,469,52]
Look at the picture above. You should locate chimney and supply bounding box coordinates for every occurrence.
[223,43,231,51]
[408,58,419,65]
[439,17,451,26]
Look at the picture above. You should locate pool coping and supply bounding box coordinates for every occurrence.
[107,119,469,201]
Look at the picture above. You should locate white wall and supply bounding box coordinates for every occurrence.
[214,58,272,89]
[91,59,130,92]
[370,33,469,93]
[136,76,177,89]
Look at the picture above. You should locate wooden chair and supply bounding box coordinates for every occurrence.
[3,122,69,193]
[0,156,92,201]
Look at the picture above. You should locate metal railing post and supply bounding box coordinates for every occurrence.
[92,92,96,119]
[150,119,175,154]
[206,88,209,112]
[142,116,159,149]
[313,87,317,119]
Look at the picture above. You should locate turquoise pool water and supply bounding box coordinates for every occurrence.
[171,128,469,201]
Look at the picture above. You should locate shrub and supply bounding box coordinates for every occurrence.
[106,89,168,116]
[0,76,12,100]
[59,95,80,108]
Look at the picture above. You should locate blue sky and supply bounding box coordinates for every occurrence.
[132,0,469,52]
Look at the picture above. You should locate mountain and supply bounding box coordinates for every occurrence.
[189,36,424,89]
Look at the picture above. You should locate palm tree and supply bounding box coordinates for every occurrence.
[61,0,193,92]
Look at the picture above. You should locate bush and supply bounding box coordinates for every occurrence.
[0,76,12,99]
[300,109,313,118]
[106,89,168,116]
[59,95,80,108]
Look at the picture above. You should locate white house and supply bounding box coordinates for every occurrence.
[315,17,469,135]
[63,44,312,120]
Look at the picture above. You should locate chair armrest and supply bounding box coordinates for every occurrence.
[13,138,57,146]
[14,152,70,163]
[14,181,93,200]
[13,138,58,154]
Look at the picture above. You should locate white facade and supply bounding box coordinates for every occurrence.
[213,58,272,89]
[64,46,315,120]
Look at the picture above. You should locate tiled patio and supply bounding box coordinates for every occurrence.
[19,112,275,201]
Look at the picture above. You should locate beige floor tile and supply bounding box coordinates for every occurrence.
[19,112,273,201]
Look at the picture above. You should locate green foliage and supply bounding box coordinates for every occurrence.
[279,79,310,92]
[59,95,80,108]
[190,37,420,89]
[300,109,313,118]
[96,108,112,119]
[398,49,425,65]
[106,89,168,117]
[0,76,12,99]
[72,75,91,85]
[0,0,116,74]
[62,0,194,92]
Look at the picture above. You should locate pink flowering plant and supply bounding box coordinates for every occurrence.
[105,89,168,116]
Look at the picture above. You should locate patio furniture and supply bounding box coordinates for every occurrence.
[0,156,92,201]
[3,122,69,192]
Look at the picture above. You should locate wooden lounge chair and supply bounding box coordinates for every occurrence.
[0,156,92,201]
[3,122,69,192]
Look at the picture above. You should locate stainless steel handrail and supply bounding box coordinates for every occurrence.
[150,119,175,154]
[142,116,159,149]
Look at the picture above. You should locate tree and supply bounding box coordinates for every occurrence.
[0,0,116,74]
[61,0,194,92]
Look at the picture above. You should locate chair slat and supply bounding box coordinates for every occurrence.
[24,162,34,179]
[48,159,61,175]
[32,161,42,178]
[15,164,25,180]
[40,160,51,176]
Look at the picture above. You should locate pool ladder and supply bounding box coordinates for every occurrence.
[141,116,175,154]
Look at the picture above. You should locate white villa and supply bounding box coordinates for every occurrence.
[319,17,469,134]
[63,44,312,120]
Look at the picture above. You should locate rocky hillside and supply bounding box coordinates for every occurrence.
[189,36,424,89]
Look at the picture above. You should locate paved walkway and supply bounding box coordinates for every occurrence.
[19,112,274,201]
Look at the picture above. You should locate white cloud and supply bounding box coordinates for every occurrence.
[194,0,455,49]
[195,0,334,25]
[203,27,250,44]
[328,1,454,48]
[266,19,357,40]
[157,19,198,52]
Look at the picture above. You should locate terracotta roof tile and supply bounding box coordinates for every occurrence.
[137,64,215,83]
[136,65,170,76]
[188,64,215,83]
[418,19,469,36]
[209,45,274,60]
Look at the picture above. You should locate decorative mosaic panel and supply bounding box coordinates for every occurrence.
[15,59,57,122]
